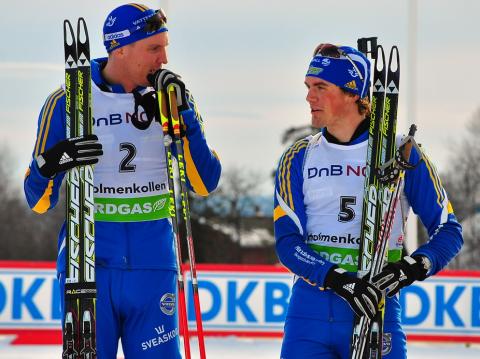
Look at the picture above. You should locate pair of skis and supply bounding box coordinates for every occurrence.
[350,38,419,359]
[63,18,96,359]
[62,17,206,359]
[156,85,207,359]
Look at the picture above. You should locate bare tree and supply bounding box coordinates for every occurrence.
[0,148,64,261]
[442,108,480,269]
[281,125,319,145]
[192,166,264,244]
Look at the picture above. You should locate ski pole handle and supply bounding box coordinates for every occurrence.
[403,124,417,161]
[167,85,182,139]
[357,37,378,59]
[157,89,170,137]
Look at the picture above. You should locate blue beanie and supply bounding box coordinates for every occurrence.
[306,45,371,98]
[103,3,168,53]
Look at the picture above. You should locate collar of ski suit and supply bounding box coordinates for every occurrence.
[91,57,149,94]
[322,118,369,145]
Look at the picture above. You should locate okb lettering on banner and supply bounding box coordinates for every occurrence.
[0,267,61,326]
[401,274,480,340]
[1,263,480,343]
[184,269,292,333]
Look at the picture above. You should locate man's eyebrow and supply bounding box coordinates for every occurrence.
[305,81,328,88]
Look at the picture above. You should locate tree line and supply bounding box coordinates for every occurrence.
[0,110,478,268]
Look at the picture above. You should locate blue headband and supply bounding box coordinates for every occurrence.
[103,4,168,53]
[306,45,371,98]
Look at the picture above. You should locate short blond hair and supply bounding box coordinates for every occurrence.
[341,89,371,117]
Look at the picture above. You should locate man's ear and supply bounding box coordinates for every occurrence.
[111,46,126,59]
[345,91,359,104]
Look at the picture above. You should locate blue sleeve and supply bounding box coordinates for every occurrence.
[24,88,67,214]
[179,93,221,196]
[404,146,463,275]
[274,139,336,288]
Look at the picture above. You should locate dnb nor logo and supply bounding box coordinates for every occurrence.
[160,293,176,316]
[307,164,366,179]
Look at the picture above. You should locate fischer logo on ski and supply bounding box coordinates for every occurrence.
[350,38,399,359]
[63,17,97,359]
[350,38,422,359]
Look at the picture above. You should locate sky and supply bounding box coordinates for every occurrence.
[1,0,479,194]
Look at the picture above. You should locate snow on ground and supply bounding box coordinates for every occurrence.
[0,337,479,358]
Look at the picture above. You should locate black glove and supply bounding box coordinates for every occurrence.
[371,256,429,298]
[325,267,382,320]
[131,89,187,138]
[147,69,190,112]
[36,134,103,178]
[131,89,159,130]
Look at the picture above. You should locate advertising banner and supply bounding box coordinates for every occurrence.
[0,262,479,344]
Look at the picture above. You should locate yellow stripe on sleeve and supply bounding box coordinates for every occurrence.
[34,88,63,156]
[422,152,445,206]
[182,136,209,197]
[447,201,454,214]
[273,205,287,221]
[277,140,308,210]
[32,180,54,214]
[39,90,65,155]
[279,142,303,202]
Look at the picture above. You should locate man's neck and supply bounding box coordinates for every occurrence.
[101,59,135,93]
[324,116,368,144]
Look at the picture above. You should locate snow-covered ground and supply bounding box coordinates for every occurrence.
[0,337,479,358]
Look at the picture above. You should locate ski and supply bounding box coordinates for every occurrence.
[350,42,387,359]
[350,39,399,359]
[63,18,96,359]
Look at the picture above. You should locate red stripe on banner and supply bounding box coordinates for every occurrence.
[0,329,283,345]
[202,330,283,338]
[0,261,56,269]
[0,329,62,345]
[185,263,290,273]
[408,334,480,343]
[5,330,480,345]
[0,261,476,277]
[432,270,480,278]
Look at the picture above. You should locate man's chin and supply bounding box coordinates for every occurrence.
[311,117,324,129]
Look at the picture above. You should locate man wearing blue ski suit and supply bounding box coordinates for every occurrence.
[24,3,221,358]
[274,43,463,358]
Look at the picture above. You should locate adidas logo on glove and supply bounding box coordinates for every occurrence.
[59,152,73,165]
[343,283,355,294]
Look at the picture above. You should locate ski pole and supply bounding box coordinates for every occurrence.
[157,89,192,359]
[167,85,207,359]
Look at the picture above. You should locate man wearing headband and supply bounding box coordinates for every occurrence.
[24,3,221,358]
[273,43,462,358]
